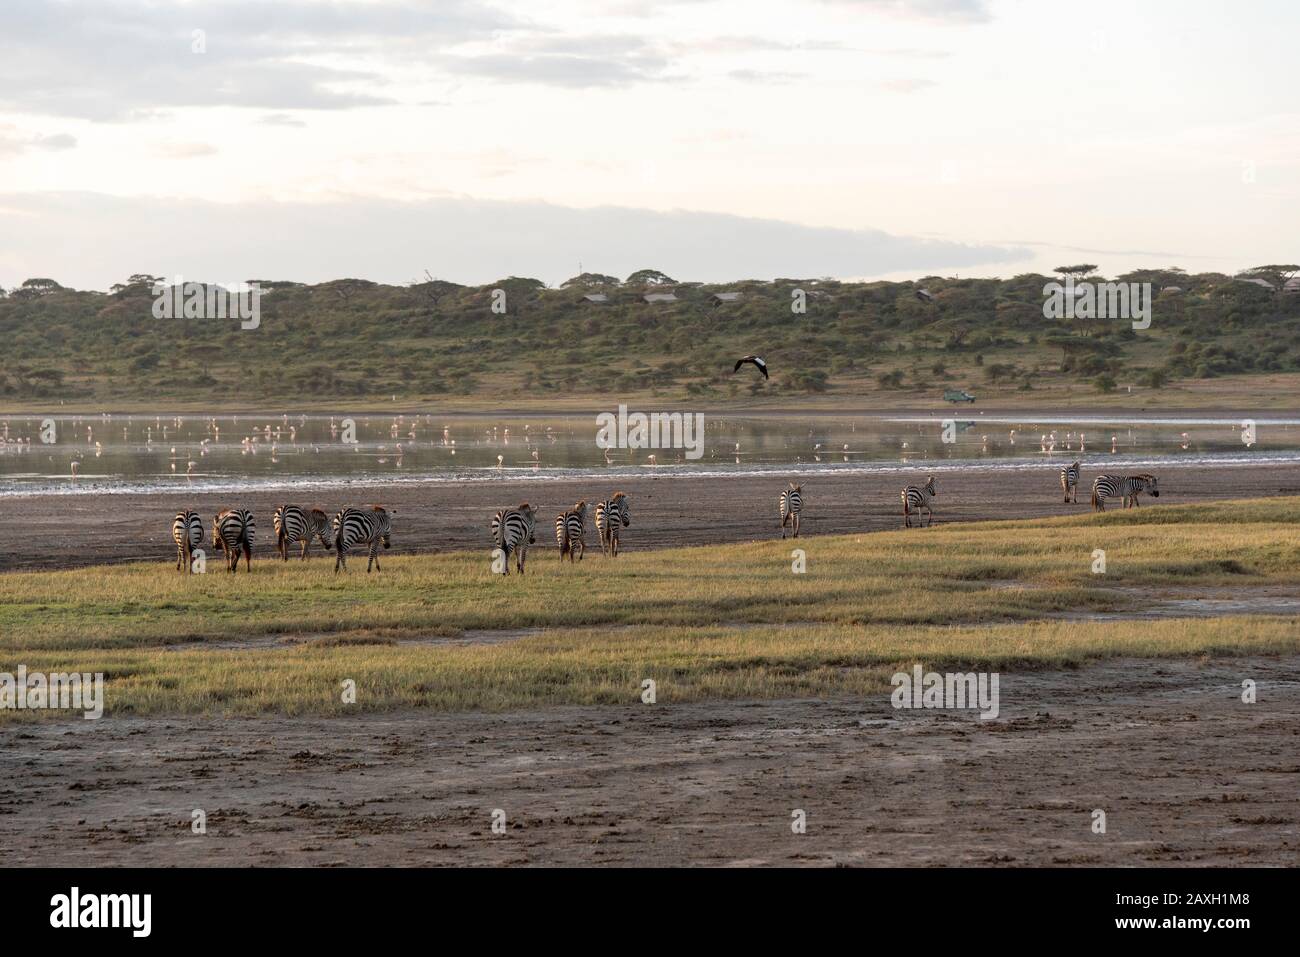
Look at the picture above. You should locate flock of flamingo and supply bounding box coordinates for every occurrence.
[0,413,1256,480]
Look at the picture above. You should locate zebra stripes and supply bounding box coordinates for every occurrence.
[1060,461,1081,503]
[1091,473,1159,511]
[780,483,803,538]
[212,508,255,572]
[901,476,937,528]
[555,501,588,563]
[172,510,203,573]
[333,505,393,573]
[492,503,537,574]
[274,505,332,561]
[595,492,630,557]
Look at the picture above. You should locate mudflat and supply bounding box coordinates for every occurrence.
[2,656,1294,866]
[3,461,1298,572]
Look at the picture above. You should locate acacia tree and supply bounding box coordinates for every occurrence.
[560,272,620,288]
[111,274,162,294]
[1054,264,1098,282]
[1241,264,1299,290]
[625,269,675,286]
[1046,334,1111,371]
[11,278,63,300]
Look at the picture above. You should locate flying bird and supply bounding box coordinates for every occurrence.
[733,355,769,379]
[915,288,935,304]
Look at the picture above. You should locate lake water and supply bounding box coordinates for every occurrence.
[1,411,1296,496]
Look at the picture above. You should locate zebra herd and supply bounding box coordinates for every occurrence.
[1058,461,1161,510]
[783,466,1161,534]
[166,467,1162,575]
[170,504,393,574]
[492,492,631,575]
[170,492,634,577]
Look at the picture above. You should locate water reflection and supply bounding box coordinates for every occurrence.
[0,412,1294,495]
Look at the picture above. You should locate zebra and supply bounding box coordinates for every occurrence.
[333,505,393,573]
[1060,461,1081,503]
[1091,473,1159,512]
[779,483,804,538]
[172,509,203,573]
[212,508,255,573]
[595,492,630,557]
[555,501,588,563]
[901,476,937,528]
[492,503,537,575]
[274,505,332,561]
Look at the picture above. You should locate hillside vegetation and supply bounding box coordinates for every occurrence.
[2,265,1298,409]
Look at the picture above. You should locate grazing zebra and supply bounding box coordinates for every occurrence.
[211,508,255,573]
[333,505,393,573]
[780,483,804,538]
[1091,473,1159,512]
[172,509,203,573]
[555,501,588,563]
[274,505,332,561]
[595,492,631,557]
[901,476,937,528]
[1060,461,1081,503]
[492,503,537,575]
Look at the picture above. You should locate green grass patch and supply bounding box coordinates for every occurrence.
[1,497,1298,720]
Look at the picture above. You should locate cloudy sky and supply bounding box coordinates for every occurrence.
[1,0,1296,290]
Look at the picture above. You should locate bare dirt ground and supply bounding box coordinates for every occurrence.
[3,461,1299,572]
[2,656,1295,866]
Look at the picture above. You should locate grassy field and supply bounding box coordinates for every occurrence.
[2,498,1298,720]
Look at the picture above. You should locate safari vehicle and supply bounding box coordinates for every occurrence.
[943,389,976,403]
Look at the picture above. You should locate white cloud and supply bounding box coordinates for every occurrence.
[0,191,1029,290]
[0,125,77,155]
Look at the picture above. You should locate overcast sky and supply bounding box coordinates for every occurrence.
[1,0,1296,291]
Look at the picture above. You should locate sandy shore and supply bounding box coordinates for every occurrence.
[2,655,1294,866]
[1,461,1297,573]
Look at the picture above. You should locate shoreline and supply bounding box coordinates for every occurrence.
[3,459,1296,573]
[6,404,1300,419]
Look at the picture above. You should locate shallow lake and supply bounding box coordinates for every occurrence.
[1,411,1296,496]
